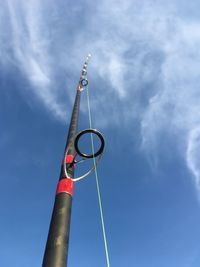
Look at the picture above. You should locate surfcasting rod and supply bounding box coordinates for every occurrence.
[42,55,105,267]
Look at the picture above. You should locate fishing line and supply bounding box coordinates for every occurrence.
[86,82,111,267]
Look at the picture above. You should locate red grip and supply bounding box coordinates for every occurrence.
[56,178,74,196]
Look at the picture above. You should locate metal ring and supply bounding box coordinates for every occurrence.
[74,129,105,159]
[80,79,88,87]
[82,70,87,76]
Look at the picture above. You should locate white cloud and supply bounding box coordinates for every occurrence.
[1,0,200,194]
[140,19,200,193]
[187,127,200,193]
[3,0,66,119]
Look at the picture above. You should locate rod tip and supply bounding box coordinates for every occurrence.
[86,54,92,61]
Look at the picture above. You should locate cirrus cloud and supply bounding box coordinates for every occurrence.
[1,0,200,195]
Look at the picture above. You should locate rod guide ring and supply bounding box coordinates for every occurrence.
[82,70,87,76]
[74,129,105,158]
[80,79,88,87]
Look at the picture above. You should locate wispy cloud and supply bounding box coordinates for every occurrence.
[1,0,200,193]
[2,0,66,119]
[140,18,200,192]
[187,127,200,194]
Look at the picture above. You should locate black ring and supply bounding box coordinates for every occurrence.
[80,79,88,87]
[74,129,105,158]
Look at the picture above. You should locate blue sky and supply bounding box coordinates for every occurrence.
[1,0,200,266]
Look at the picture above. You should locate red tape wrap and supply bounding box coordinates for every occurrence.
[56,178,74,196]
[65,155,74,164]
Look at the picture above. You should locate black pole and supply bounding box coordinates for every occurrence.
[42,57,89,267]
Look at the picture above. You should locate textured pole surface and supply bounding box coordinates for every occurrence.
[42,88,81,267]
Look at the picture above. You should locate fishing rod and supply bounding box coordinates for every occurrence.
[42,55,105,267]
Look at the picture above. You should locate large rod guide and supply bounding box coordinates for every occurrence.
[42,55,105,267]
